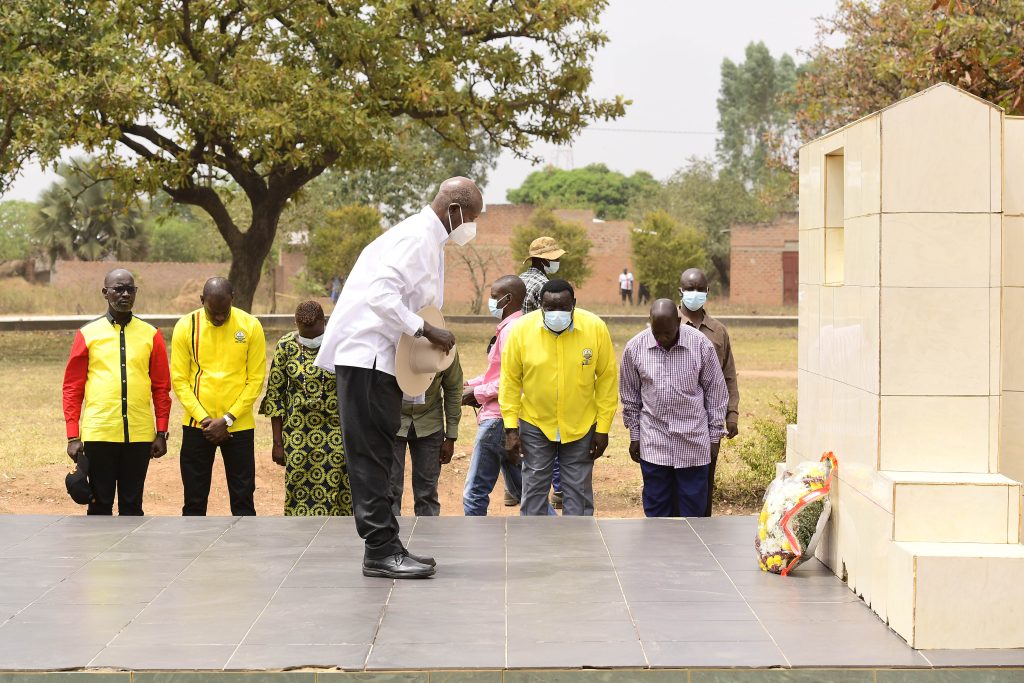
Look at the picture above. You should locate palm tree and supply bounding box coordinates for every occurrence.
[34,158,146,262]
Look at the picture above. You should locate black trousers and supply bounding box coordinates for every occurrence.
[84,441,151,516]
[705,449,719,517]
[180,426,256,516]
[336,365,405,560]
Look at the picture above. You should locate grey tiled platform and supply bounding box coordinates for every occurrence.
[0,515,1022,676]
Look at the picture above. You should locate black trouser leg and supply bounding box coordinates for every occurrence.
[221,429,256,516]
[390,435,408,517]
[85,442,117,516]
[180,426,216,516]
[704,449,719,517]
[336,365,404,560]
[115,442,151,516]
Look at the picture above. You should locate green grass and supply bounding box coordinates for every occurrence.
[0,320,796,514]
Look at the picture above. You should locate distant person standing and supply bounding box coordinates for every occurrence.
[500,279,618,516]
[260,300,351,516]
[62,269,171,515]
[619,267,634,305]
[519,236,565,314]
[391,351,463,517]
[462,275,526,515]
[171,277,266,516]
[637,282,651,306]
[330,276,342,304]
[620,299,728,517]
[517,235,567,508]
[679,267,740,516]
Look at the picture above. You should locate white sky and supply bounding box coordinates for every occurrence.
[0,0,836,204]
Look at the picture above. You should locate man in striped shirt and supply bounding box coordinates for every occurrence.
[62,269,171,515]
[619,299,728,517]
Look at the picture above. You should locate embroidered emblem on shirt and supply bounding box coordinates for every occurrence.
[582,348,593,365]
[235,330,247,343]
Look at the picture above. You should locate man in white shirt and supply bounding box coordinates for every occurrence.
[619,267,634,306]
[316,176,483,579]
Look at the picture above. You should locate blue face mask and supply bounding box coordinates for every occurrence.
[544,261,560,275]
[680,290,708,312]
[487,294,510,319]
[543,310,573,333]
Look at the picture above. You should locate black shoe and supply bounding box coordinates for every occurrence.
[363,553,435,579]
[404,548,436,567]
[504,491,519,506]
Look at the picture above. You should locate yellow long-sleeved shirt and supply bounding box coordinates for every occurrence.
[171,307,266,431]
[499,308,618,443]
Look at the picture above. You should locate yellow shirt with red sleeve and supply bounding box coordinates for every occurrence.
[170,306,266,432]
[62,312,171,442]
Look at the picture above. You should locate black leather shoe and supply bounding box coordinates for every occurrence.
[363,553,435,579]
[404,549,436,567]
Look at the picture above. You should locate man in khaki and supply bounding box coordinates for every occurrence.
[517,235,567,508]
[519,236,565,315]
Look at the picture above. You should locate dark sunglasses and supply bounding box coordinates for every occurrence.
[107,285,138,295]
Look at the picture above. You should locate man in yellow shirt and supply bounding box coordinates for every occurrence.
[171,278,266,516]
[500,279,617,516]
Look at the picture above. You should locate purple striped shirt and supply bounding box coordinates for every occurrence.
[619,325,728,468]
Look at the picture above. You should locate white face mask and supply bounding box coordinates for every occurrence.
[447,203,477,246]
[297,333,324,349]
[544,261,560,275]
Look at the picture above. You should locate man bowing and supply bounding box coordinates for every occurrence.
[316,177,483,579]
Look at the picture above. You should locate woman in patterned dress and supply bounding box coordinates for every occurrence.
[259,300,352,515]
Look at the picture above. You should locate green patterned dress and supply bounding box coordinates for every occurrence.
[259,332,352,516]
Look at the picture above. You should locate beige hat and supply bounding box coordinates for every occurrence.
[395,305,456,396]
[524,236,566,262]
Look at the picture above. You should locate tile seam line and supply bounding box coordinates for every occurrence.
[594,517,650,669]
[685,517,793,668]
[504,516,509,670]
[224,516,329,670]
[85,515,244,669]
[0,514,74,629]
[6,514,155,633]
[362,517,405,671]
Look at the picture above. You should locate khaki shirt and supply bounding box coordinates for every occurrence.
[684,312,739,426]
[398,352,464,440]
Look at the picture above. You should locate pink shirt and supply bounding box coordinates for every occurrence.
[466,311,523,423]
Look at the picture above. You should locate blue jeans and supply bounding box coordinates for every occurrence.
[463,419,523,516]
[639,460,709,517]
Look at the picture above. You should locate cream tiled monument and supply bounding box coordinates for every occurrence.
[788,83,1024,649]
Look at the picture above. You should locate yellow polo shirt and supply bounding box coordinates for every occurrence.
[499,308,618,443]
[171,307,266,431]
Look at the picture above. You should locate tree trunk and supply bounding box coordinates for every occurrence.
[711,253,731,290]
[228,212,279,312]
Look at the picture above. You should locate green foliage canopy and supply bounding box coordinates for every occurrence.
[788,0,1024,155]
[507,164,658,220]
[629,210,706,300]
[0,0,626,309]
[305,204,383,286]
[0,200,35,261]
[509,208,593,288]
[148,213,231,263]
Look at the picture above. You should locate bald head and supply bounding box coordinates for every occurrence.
[680,268,708,292]
[102,268,137,317]
[201,277,233,326]
[650,298,681,349]
[491,274,526,319]
[104,268,134,288]
[432,176,483,231]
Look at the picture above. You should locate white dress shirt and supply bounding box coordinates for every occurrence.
[315,206,448,377]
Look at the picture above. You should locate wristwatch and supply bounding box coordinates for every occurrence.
[223,414,235,427]
[413,326,424,338]
[157,431,169,440]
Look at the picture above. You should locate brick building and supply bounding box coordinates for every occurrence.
[277,204,637,313]
[728,212,798,307]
